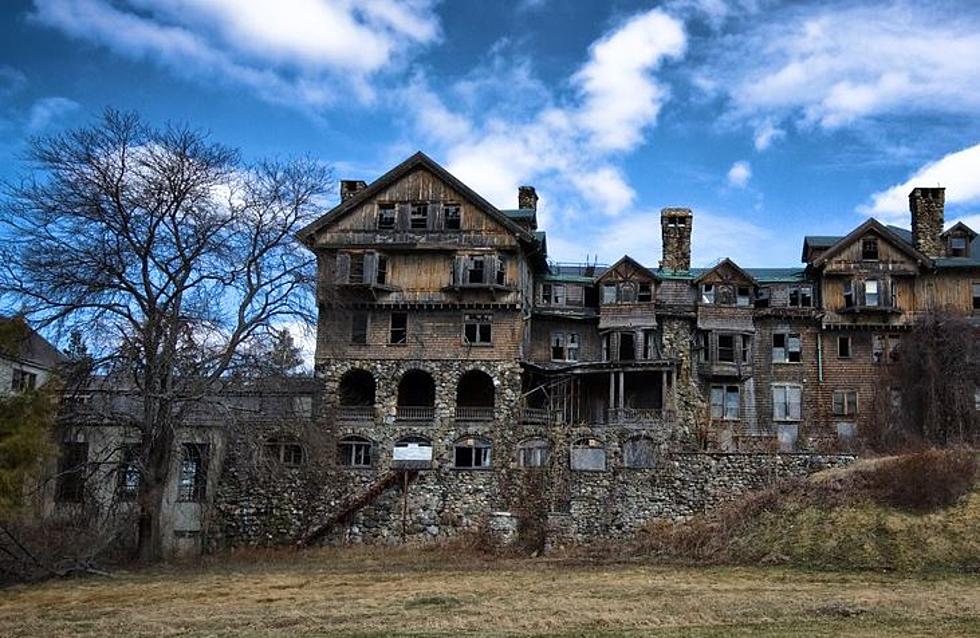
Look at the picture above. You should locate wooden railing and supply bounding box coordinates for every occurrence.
[603,408,673,426]
[455,406,494,421]
[337,405,374,421]
[395,406,435,422]
[520,407,551,424]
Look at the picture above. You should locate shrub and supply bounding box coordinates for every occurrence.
[868,447,977,512]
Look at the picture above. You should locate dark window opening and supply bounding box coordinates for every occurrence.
[377,203,396,230]
[463,313,492,345]
[638,282,653,302]
[376,256,388,285]
[949,235,968,257]
[862,238,879,261]
[351,312,368,344]
[973,283,980,311]
[456,370,495,408]
[496,256,506,285]
[410,203,428,229]
[443,204,461,230]
[837,336,851,358]
[177,443,209,502]
[518,439,549,468]
[397,370,436,407]
[772,333,801,363]
[338,436,372,467]
[454,438,491,469]
[789,285,813,307]
[339,369,375,406]
[389,312,407,344]
[618,332,636,361]
[349,252,365,284]
[264,438,304,467]
[116,444,141,501]
[11,369,37,392]
[843,281,855,308]
[467,257,485,284]
[55,442,87,503]
[717,334,736,363]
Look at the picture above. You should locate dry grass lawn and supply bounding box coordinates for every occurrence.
[1,547,978,637]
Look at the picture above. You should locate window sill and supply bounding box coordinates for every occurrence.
[772,361,803,365]
[463,342,494,347]
[452,466,493,472]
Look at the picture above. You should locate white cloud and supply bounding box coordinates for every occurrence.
[752,119,784,151]
[26,96,80,131]
[31,0,441,108]
[861,142,980,222]
[726,160,751,187]
[573,9,686,151]
[702,2,980,139]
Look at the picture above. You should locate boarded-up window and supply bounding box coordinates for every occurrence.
[832,390,858,416]
[772,385,802,421]
[623,437,657,468]
[570,438,606,471]
[518,439,549,468]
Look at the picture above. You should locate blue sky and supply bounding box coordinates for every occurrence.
[2,0,980,270]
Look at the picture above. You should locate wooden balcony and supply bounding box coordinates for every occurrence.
[455,406,495,422]
[337,405,375,422]
[395,405,436,423]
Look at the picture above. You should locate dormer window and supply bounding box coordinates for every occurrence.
[736,286,752,307]
[700,284,715,304]
[377,203,396,230]
[410,203,429,229]
[949,235,968,257]
[862,238,879,261]
[638,282,653,302]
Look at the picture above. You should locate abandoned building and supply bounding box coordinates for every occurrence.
[43,151,980,554]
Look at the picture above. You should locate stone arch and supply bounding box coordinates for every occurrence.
[456,369,495,407]
[570,436,606,471]
[397,369,436,407]
[517,438,550,468]
[338,368,375,406]
[453,435,492,469]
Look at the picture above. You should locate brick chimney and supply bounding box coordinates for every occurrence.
[518,185,538,211]
[909,187,945,257]
[660,207,693,272]
[340,180,368,201]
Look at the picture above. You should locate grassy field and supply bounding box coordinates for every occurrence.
[1,547,978,637]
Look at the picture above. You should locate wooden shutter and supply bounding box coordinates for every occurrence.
[335,252,351,284]
[363,252,378,286]
[788,387,802,420]
[453,256,466,286]
[486,255,499,286]
[396,203,410,230]
[427,203,437,230]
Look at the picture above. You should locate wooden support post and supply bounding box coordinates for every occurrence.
[618,371,625,411]
[401,471,409,541]
[608,372,615,421]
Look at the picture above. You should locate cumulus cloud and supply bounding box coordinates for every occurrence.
[861,142,980,223]
[30,0,441,107]
[26,96,80,131]
[726,160,751,187]
[702,2,980,142]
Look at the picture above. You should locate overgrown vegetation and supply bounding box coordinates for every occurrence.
[629,448,980,572]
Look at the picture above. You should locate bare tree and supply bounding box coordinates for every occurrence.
[0,109,332,561]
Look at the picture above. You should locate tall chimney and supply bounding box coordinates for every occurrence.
[518,185,538,211]
[660,207,693,272]
[340,179,368,201]
[909,187,945,257]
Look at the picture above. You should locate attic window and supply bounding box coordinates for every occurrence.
[862,238,879,261]
[410,203,429,229]
[444,203,461,230]
[736,286,752,307]
[789,285,813,307]
[638,282,653,302]
[700,284,715,304]
[949,235,968,257]
[377,203,396,230]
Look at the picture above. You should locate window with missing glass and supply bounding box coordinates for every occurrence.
[772,332,801,363]
[377,203,396,229]
[443,203,461,230]
[177,443,209,502]
[862,237,879,260]
[463,313,492,345]
[389,312,407,344]
[710,385,740,420]
[454,437,491,469]
[338,436,372,467]
[410,202,429,229]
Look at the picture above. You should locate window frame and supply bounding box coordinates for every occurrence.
[376,203,397,230]
[338,436,373,468]
[772,384,802,422]
[55,441,88,503]
[351,312,369,344]
[862,237,879,261]
[569,437,606,472]
[116,443,141,501]
[463,313,493,346]
[11,368,37,392]
[443,203,461,230]
[832,390,858,417]
[453,437,492,470]
[517,439,550,468]
[389,312,407,345]
[409,202,429,230]
[772,332,802,363]
[837,335,851,359]
[710,384,741,421]
[177,442,209,502]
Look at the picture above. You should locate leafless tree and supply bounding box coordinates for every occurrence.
[0,109,332,561]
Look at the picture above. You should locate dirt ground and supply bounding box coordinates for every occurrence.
[1,547,978,637]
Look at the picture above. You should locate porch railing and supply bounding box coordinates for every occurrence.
[455,406,494,421]
[337,405,374,421]
[395,405,436,422]
[603,408,673,426]
[520,407,551,424]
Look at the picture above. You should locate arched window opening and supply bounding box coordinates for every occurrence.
[570,437,606,471]
[456,370,495,421]
[338,369,375,421]
[623,437,657,469]
[397,370,436,422]
[264,437,305,467]
[393,435,433,468]
[338,435,372,468]
[454,437,492,469]
[517,439,550,468]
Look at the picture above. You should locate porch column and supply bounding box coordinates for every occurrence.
[608,372,615,422]
[618,371,625,411]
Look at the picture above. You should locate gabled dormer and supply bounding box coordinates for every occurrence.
[596,256,659,305]
[694,258,757,307]
[941,222,977,258]
[807,219,930,275]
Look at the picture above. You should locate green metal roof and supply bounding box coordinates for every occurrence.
[502,208,537,221]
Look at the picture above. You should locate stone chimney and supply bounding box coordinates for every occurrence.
[909,187,945,257]
[518,185,538,211]
[340,179,368,201]
[660,207,693,272]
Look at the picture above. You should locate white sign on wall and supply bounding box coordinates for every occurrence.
[393,443,433,462]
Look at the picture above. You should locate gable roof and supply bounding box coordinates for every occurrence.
[693,258,758,285]
[809,218,931,268]
[296,151,536,245]
[0,317,66,369]
[941,221,978,239]
[596,255,661,283]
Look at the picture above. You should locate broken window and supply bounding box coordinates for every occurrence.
[736,286,752,307]
[454,437,491,469]
[551,332,579,361]
[872,334,884,363]
[789,285,813,307]
[601,334,610,362]
[700,284,715,304]
[376,256,388,285]
[116,444,141,501]
[389,312,407,344]
[710,385,740,420]
[772,332,801,363]
[264,437,305,467]
[832,390,858,417]
[862,237,879,261]
[377,203,397,230]
[338,436,373,467]
[410,202,429,229]
[602,283,617,304]
[11,369,37,392]
[638,282,653,302]
[623,437,657,469]
[348,252,365,284]
[755,287,771,308]
[717,334,736,363]
[518,439,549,468]
[619,282,637,303]
[177,443,209,502]
[843,281,855,308]
[55,441,88,503]
[463,313,492,345]
[838,335,851,358]
[643,330,659,360]
[697,332,709,363]
[496,256,506,286]
[566,284,584,306]
[618,332,635,361]
[443,203,461,230]
[772,385,802,421]
[542,283,565,305]
[741,335,752,363]
[467,257,485,284]
[351,312,368,344]
[570,438,606,471]
[864,279,879,306]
